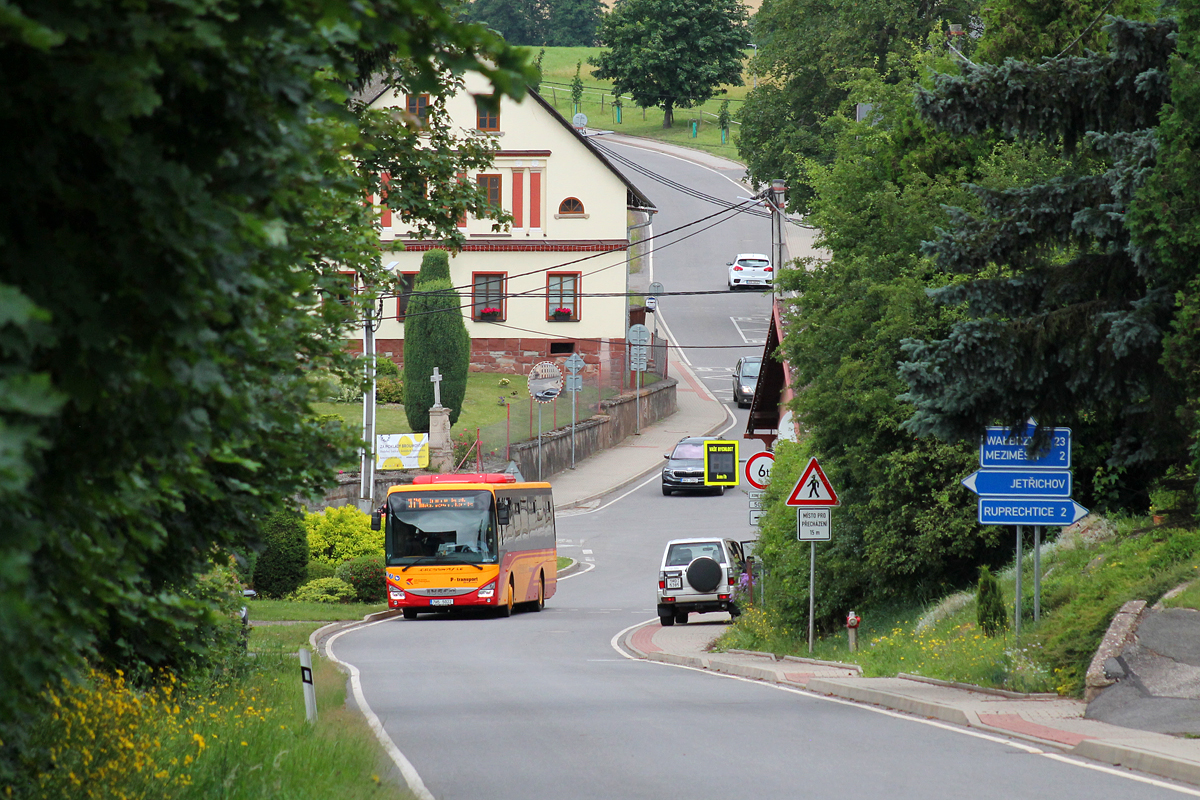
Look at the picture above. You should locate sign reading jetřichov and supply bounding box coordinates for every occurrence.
[963,422,1087,526]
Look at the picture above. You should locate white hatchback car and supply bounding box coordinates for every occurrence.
[656,537,746,626]
[727,253,773,290]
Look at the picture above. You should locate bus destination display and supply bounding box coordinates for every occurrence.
[398,495,479,511]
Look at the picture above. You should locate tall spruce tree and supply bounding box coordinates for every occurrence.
[403,250,470,431]
[1128,0,1200,505]
[899,17,1183,510]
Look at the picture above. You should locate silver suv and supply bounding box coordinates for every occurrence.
[656,537,745,626]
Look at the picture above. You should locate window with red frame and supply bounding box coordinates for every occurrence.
[405,93,430,124]
[547,273,580,320]
[475,97,500,131]
[476,174,501,208]
[473,273,506,320]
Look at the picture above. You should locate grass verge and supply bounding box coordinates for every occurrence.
[716,515,1200,696]
[16,624,414,800]
[532,46,751,161]
[247,598,388,622]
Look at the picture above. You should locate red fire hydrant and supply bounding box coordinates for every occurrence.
[846,611,861,653]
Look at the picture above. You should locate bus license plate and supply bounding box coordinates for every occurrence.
[430,598,454,606]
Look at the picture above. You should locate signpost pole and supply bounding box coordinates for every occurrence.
[1015,525,1023,640]
[571,386,577,468]
[538,404,543,481]
[808,541,816,654]
[1034,525,1041,622]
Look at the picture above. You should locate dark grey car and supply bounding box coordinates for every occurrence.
[661,436,725,496]
[732,356,762,408]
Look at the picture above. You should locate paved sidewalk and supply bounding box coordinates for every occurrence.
[548,355,731,509]
[621,617,1200,787]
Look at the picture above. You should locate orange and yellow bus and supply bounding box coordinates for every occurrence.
[372,473,557,619]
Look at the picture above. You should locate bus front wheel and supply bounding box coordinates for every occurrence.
[402,608,418,620]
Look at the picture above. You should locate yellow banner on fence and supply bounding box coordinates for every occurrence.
[376,433,429,470]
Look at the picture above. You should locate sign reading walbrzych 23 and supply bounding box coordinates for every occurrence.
[979,423,1071,469]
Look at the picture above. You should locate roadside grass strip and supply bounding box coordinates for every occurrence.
[12,627,415,800]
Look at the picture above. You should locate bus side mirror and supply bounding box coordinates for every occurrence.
[371,510,381,531]
[497,500,511,526]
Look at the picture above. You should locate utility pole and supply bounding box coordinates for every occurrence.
[359,294,380,513]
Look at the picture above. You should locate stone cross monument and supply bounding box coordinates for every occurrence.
[427,366,452,471]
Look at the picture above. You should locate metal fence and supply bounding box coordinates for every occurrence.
[454,333,669,470]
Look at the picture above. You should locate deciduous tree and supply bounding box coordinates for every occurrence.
[0,0,529,776]
[591,0,747,128]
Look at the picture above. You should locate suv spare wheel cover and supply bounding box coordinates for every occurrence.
[686,558,722,592]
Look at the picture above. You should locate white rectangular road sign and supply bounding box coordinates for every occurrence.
[749,498,764,510]
[750,509,764,525]
[748,491,765,500]
[797,507,831,541]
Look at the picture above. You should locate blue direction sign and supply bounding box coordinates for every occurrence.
[980,423,1071,469]
[978,498,1088,526]
[962,469,1072,499]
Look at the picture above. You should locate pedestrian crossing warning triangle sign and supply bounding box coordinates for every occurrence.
[785,457,840,507]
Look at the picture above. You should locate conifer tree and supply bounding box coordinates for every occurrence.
[403,250,470,431]
[976,565,1007,637]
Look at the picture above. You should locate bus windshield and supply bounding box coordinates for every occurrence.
[386,491,497,566]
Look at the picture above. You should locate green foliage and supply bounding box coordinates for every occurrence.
[306,560,337,581]
[304,506,383,565]
[376,376,405,405]
[738,0,969,207]
[1128,1,1200,508]
[974,0,1159,63]
[230,549,259,587]
[901,18,1186,510]
[335,556,387,604]
[0,0,533,776]
[571,61,585,110]
[403,276,471,430]
[717,99,731,132]
[465,0,602,46]
[290,577,357,604]
[590,0,747,128]
[254,511,310,599]
[416,248,451,284]
[375,357,400,378]
[976,566,1007,636]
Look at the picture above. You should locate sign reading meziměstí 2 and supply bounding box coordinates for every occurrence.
[979,423,1071,470]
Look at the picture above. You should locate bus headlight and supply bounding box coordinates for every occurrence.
[389,588,405,600]
[477,581,496,599]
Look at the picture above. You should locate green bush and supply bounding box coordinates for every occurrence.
[183,559,250,672]
[304,505,383,564]
[375,356,400,377]
[335,556,387,603]
[290,577,356,604]
[253,509,309,598]
[976,565,1007,637]
[306,559,336,581]
[376,376,405,405]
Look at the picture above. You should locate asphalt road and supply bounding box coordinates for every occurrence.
[329,141,1194,800]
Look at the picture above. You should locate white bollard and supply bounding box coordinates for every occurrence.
[299,647,317,724]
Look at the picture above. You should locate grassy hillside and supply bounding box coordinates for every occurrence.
[529,46,753,161]
[718,515,1200,696]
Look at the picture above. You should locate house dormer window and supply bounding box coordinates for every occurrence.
[558,197,584,215]
[475,97,500,131]
[406,93,430,124]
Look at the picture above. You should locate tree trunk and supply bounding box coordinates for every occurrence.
[662,104,674,128]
